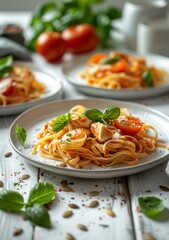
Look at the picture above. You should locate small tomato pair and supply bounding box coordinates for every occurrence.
[36,24,99,63]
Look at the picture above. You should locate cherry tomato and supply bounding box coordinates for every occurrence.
[88,53,107,65]
[36,32,67,62]
[109,59,127,73]
[114,116,143,135]
[62,24,99,54]
[0,78,14,96]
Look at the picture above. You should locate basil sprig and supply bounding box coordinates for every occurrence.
[0,182,55,228]
[52,113,71,132]
[100,56,121,65]
[138,196,164,217]
[52,105,120,132]
[84,105,120,123]
[143,69,153,87]
[0,55,13,77]
[16,125,27,146]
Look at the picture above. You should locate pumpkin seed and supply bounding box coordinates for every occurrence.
[159,185,169,192]
[21,212,27,221]
[77,224,88,231]
[66,233,76,240]
[13,228,23,236]
[87,191,100,196]
[0,180,4,188]
[4,152,12,158]
[144,233,156,240]
[61,180,68,187]
[60,186,74,192]
[104,208,116,217]
[88,200,99,208]
[68,203,79,209]
[62,210,73,218]
[20,174,30,180]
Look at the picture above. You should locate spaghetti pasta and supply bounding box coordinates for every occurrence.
[0,66,45,106]
[32,105,168,168]
[80,52,167,89]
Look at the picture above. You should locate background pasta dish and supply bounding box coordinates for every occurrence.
[80,52,167,90]
[32,105,168,169]
[0,56,45,106]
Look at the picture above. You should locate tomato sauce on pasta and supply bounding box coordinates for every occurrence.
[32,105,168,168]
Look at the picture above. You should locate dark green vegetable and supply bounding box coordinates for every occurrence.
[16,125,27,146]
[27,0,121,51]
[0,182,55,229]
[84,105,120,123]
[138,196,164,217]
[143,69,153,87]
[52,113,72,132]
[26,204,51,228]
[0,189,24,212]
[28,182,55,205]
[0,55,13,77]
[100,56,121,65]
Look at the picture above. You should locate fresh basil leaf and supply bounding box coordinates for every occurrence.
[28,182,55,205]
[0,66,13,77]
[0,55,13,77]
[138,196,164,217]
[0,189,24,212]
[143,69,153,87]
[16,125,27,146]
[0,55,13,68]
[103,106,120,121]
[100,56,121,65]
[52,113,71,132]
[84,108,103,121]
[26,204,51,228]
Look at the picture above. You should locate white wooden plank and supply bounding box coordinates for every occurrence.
[128,162,169,240]
[0,117,39,240]
[34,170,135,240]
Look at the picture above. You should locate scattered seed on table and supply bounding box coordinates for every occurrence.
[66,233,76,240]
[77,224,88,232]
[60,186,74,192]
[68,203,79,209]
[0,180,4,188]
[104,208,116,217]
[20,174,30,180]
[4,152,12,158]
[62,210,73,218]
[144,232,156,240]
[87,191,100,196]
[21,212,27,221]
[159,185,169,192]
[13,228,23,236]
[61,180,68,187]
[88,200,99,208]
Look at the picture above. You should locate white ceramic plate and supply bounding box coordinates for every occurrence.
[62,51,169,100]
[9,98,169,178]
[0,62,63,116]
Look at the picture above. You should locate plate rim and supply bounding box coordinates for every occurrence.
[9,98,169,178]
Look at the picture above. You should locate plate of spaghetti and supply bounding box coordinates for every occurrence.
[0,56,63,115]
[62,51,169,99]
[10,99,169,178]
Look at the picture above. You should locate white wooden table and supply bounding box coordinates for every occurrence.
[0,12,169,240]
